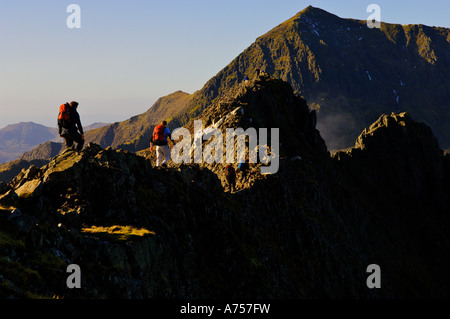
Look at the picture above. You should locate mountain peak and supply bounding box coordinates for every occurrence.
[292,6,341,24]
[297,5,333,16]
[259,6,336,39]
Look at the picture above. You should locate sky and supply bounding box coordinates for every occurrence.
[0,0,449,129]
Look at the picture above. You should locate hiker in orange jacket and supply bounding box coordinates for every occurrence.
[58,101,85,152]
[150,120,174,168]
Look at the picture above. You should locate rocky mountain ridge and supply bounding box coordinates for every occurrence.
[1,78,449,298]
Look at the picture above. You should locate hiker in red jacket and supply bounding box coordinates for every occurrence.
[58,101,85,152]
[150,120,174,168]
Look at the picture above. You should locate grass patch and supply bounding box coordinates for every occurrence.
[81,225,155,242]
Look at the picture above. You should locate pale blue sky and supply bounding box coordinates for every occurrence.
[0,0,448,128]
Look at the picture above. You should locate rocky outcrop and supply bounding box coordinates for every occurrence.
[0,159,50,184]
[330,112,450,297]
[333,112,447,215]
[1,144,225,298]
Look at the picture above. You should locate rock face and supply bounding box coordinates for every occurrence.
[0,79,449,299]
[190,76,327,158]
[333,112,447,216]
[331,112,450,297]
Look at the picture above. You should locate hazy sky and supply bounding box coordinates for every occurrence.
[1,0,448,128]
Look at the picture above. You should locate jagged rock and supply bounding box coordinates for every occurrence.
[23,165,41,180]
[0,189,19,208]
[14,179,43,198]
[333,112,446,214]
[0,159,49,184]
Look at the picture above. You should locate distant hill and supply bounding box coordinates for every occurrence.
[0,122,58,163]
[0,141,64,184]
[84,90,192,151]
[0,122,110,164]
[18,141,64,162]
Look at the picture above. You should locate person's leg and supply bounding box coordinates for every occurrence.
[74,134,84,152]
[162,145,171,166]
[77,139,85,152]
[227,178,232,192]
[229,179,235,192]
[63,136,74,149]
[242,171,247,183]
[156,146,164,167]
[68,131,84,152]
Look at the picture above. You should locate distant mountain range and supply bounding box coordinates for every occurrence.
[0,122,110,164]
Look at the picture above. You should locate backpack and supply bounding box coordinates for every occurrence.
[152,124,166,145]
[58,103,71,128]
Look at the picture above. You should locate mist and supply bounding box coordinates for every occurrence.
[316,111,358,152]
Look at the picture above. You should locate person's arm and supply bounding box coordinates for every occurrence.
[165,128,175,145]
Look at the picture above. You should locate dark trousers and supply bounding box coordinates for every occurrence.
[240,169,248,183]
[227,177,236,192]
[63,130,84,152]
